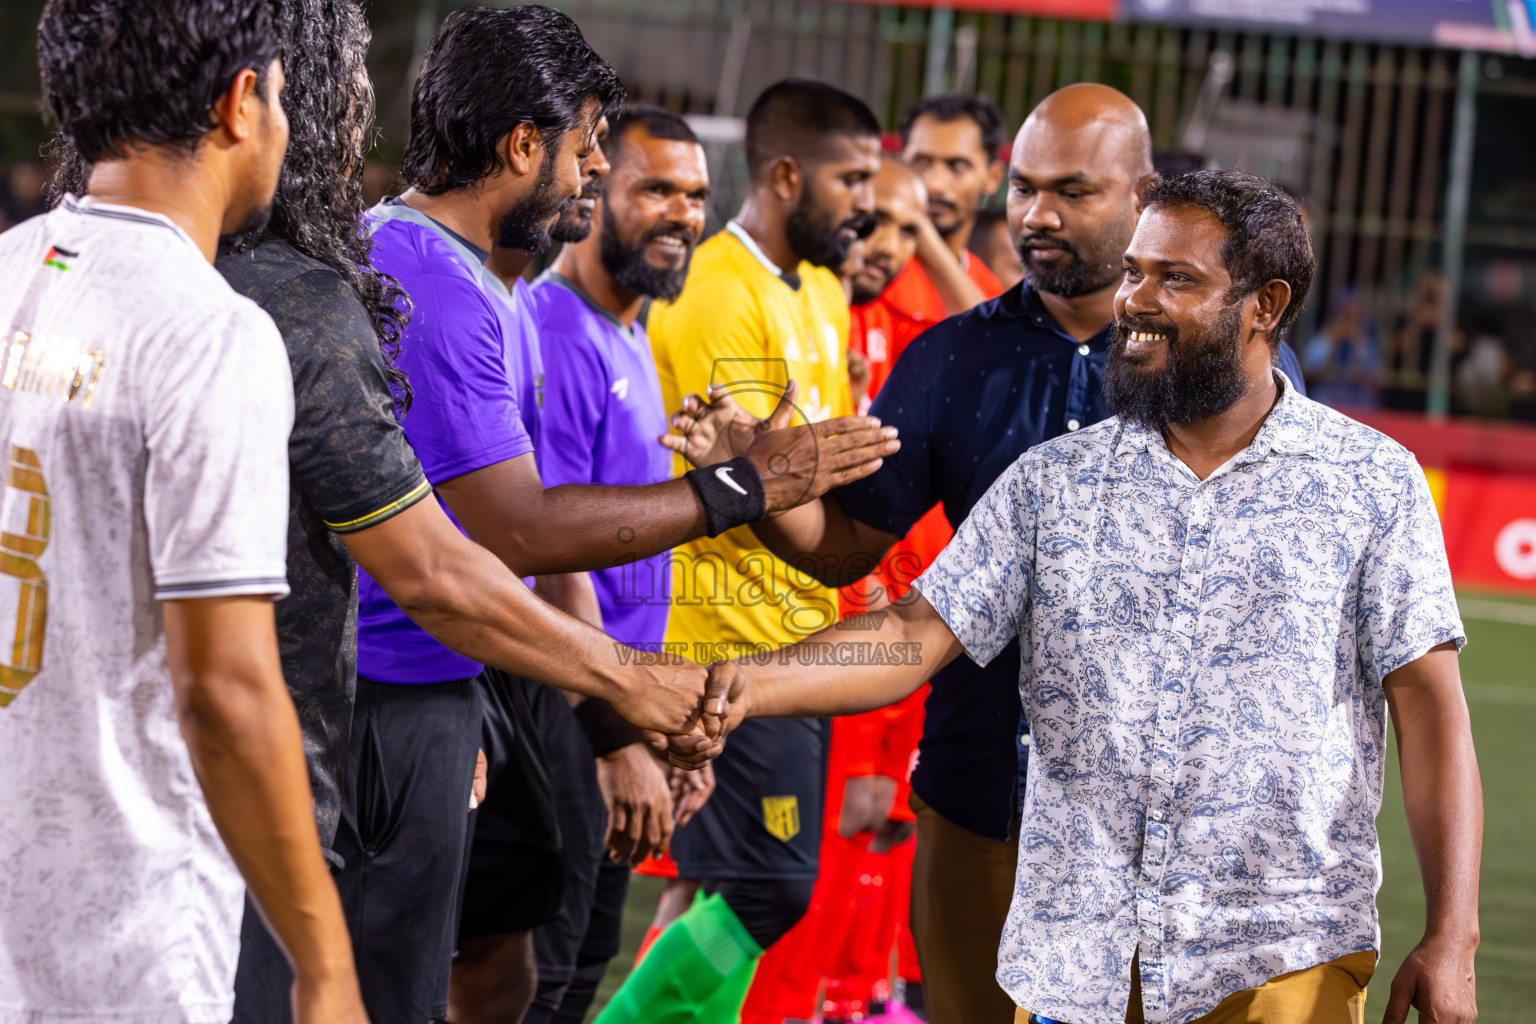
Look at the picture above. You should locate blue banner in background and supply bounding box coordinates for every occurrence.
[1119,0,1536,54]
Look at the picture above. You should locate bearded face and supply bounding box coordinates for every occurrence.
[550,175,604,245]
[598,204,698,302]
[1103,299,1252,431]
[496,148,565,254]
[785,179,876,270]
[1015,200,1135,299]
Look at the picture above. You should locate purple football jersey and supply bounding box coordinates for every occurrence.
[355,202,542,683]
[532,272,671,650]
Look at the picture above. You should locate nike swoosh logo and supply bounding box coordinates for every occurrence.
[715,465,749,496]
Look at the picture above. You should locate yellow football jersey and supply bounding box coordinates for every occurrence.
[649,222,853,659]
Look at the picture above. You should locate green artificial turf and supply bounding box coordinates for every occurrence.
[591,591,1536,1022]
[1376,593,1536,1024]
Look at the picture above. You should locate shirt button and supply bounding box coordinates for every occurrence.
[1077,344,1090,356]
[1067,418,1081,431]
[1148,809,1165,822]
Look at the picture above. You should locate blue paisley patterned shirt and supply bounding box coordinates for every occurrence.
[913,373,1464,1024]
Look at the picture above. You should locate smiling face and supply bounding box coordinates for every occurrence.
[783,133,881,269]
[597,126,710,301]
[850,160,926,305]
[1104,203,1259,428]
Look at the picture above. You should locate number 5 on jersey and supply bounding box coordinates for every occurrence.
[0,445,48,707]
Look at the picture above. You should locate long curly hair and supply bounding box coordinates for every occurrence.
[46,0,412,411]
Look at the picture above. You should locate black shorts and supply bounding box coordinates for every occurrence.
[333,676,482,1024]
[459,669,566,940]
[671,716,826,881]
[528,686,612,983]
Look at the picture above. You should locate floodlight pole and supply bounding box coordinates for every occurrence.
[1426,49,1479,419]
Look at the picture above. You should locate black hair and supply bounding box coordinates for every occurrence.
[44,0,413,410]
[38,0,280,163]
[227,0,411,409]
[744,79,881,179]
[402,5,624,195]
[1139,169,1315,342]
[898,93,1006,161]
[608,105,699,166]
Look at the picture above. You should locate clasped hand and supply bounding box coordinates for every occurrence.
[644,658,749,770]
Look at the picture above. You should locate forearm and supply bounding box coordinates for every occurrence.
[490,479,708,576]
[1397,698,1483,940]
[164,601,353,983]
[740,594,962,719]
[393,536,632,700]
[749,496,894,588]
[916,226,985,316]
[535,570,604,630]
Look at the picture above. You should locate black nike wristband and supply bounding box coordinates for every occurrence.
[573,698,645,758]
[684,456,767,537]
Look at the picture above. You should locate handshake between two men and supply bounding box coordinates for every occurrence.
[601,378,970,773]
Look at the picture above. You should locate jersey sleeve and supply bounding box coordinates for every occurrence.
[394,272,534,485]
[832,330,940,538]
[144,304,294,600]
[535,323,609,487]
[267,269,430,533]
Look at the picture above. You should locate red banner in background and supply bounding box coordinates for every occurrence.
[1441,470,1536,596]
[1345,408,1536,597]
[845,0,1116,17]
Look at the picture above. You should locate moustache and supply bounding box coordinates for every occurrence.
[858,254,894,279]
[639,220,697,250]
[843,212,877,240]
[1016,232,1079,257]
[1113,314,1181,350]
[578,177,604,200]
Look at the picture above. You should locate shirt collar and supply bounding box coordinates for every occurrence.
[1014,281,1114,350]
[537,269,631,334]
[64,194,198,251]
[1113,368,1318,462]
[725,220,802,289]
[368,199,515,305]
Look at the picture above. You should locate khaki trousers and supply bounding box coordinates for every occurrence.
[1014,949,1377,1024]
[909,794,1019,1024]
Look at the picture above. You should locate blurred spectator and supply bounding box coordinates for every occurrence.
[1301,291,1379,408]
[0,161,47,229]
[968,208,1023,290]
[1380,271,1466,410]
[1455,333,1511,417]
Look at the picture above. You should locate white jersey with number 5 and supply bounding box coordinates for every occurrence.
[0,197,293,1024]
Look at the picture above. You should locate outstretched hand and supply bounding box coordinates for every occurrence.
[659,381,899,514]
[660,381,773,469]
[609,653,711,738]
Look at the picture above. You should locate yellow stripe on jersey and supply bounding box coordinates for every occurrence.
[322,478,433,533]
[648,227,852,659]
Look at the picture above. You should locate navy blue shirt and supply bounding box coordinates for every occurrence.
[832,281,1307,840]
